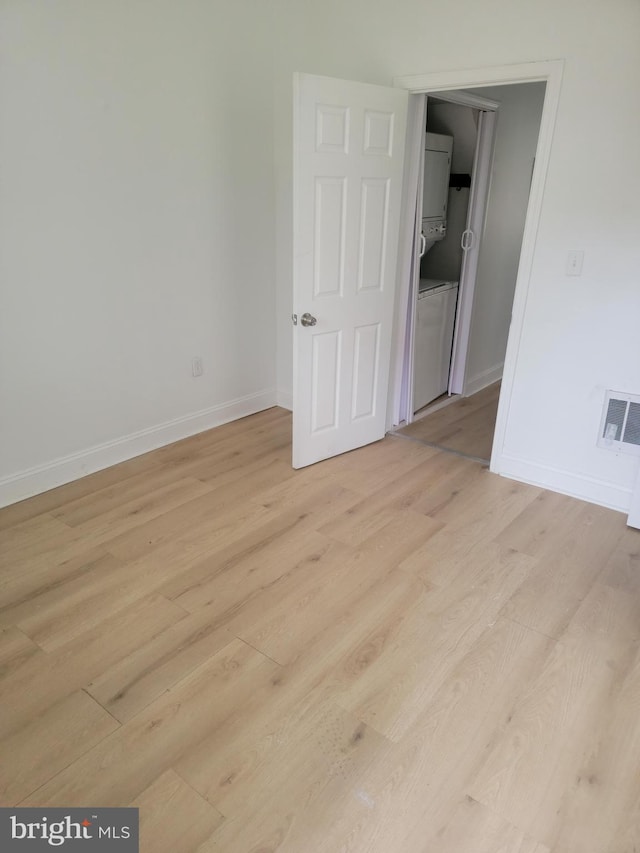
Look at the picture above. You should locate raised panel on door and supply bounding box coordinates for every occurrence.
[314,177,346,297]
[351,323,381,420]
[357,178,390,294]
[311,330,341,432]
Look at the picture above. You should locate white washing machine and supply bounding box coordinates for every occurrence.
[413,278,459,412]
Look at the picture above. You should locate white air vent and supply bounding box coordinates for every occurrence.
[598,391,640,456]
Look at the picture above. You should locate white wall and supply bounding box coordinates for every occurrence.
[464,82,545,394]
[3,0,639,515]
[274,0,640,512]
[0,0,277,505]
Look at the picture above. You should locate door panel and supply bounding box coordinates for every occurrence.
[313,177,346,297]
[357,178,389,292]
[449,110,497,395]
[352,322,381,420]
[311,331,341,432]
[293,73,408,468]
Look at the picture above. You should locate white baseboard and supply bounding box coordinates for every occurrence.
[276,389,293,411]
[496,451,632,514]
[0,388,277,509]
[464,362,504,397]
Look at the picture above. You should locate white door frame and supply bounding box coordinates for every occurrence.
[391,60,564,476]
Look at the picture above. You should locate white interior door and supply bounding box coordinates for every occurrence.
[293,73,408,468]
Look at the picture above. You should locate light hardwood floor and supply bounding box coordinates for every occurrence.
[401,381,501,461]
[1,406,639,852]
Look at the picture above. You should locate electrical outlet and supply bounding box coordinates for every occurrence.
[566,250,584,276]
[191,356,203,378]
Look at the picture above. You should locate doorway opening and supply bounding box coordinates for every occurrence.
[394,80,547,464]
[291,61,563,474]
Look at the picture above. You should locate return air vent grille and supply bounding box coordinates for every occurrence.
[624,403,640,446]
[598,391,640,456]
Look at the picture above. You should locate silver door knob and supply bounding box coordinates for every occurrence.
[300,312,317,327]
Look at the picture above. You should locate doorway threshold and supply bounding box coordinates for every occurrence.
[391,381,501,464]
[389,430,490,466]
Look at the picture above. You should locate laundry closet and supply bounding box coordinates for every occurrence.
[412,100,479,413]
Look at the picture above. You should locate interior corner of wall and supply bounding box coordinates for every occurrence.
[276,389,293,411]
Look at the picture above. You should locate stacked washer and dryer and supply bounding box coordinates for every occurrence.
[413,132,459,413]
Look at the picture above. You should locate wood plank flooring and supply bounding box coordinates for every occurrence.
[1,406,638,852]
[401,381,501,460]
